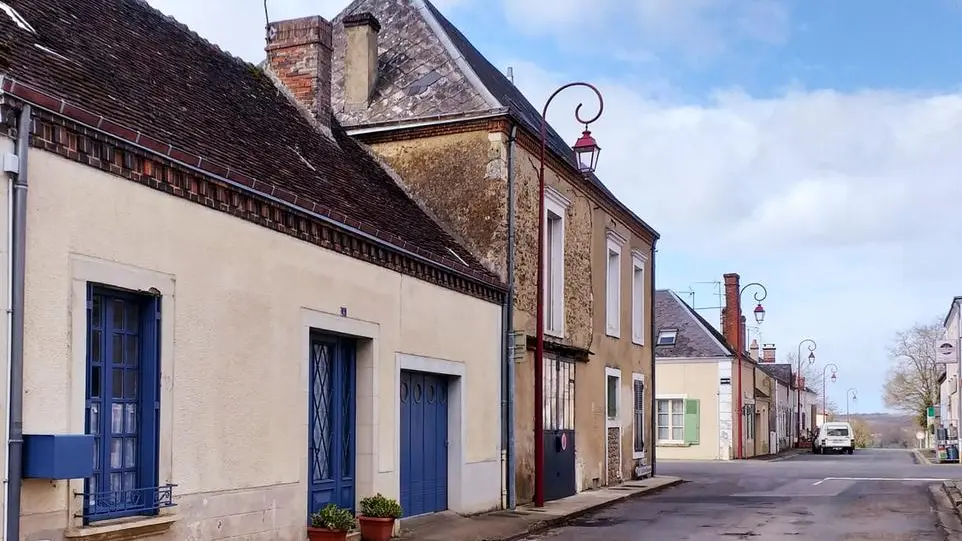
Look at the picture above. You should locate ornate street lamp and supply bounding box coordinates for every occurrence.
[847,388,858,421]
[821,363,838,422]
[572,129,601,173]
[534,82,604,508]
[795,339,817,446]
[735,282,767,459]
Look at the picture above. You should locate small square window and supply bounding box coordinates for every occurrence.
[657,329,678,346]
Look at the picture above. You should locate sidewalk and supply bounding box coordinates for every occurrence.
[397,476,683,541]
[914,448,962,466]
[748,447,808,461]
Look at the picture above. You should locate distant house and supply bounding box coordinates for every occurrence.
[326,0,661,504]
[759,362,794,452]
[0,1,506,539]
[653,287,788,459]
[939,297,962,434]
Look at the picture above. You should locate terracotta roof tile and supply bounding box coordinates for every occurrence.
[0,0,497,283]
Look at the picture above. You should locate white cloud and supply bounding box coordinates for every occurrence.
[501,0,790,59]
[506,61,962,256]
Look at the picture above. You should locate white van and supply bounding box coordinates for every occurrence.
[813,422,855,455]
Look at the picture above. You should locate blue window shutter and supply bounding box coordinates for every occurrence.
[139,294,161,491]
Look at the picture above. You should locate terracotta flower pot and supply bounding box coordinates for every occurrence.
[357,516,396,541]
[307,526,349,541]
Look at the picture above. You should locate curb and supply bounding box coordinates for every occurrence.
[944,481,962,509]
[501,479,685,541]
[913,449,931,465]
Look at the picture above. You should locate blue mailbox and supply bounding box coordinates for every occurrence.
[23,434,94,480]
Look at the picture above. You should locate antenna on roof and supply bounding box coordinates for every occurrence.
[507,66,514,84]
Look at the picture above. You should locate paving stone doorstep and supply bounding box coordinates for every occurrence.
[397,476,683,541]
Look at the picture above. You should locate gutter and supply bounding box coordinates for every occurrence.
[3,103,29,541]
[344,109,509,136]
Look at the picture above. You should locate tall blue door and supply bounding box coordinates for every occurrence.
[399,371,448,517]
[308,334,356,516]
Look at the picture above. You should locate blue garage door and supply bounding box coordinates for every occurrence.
[308,334,356,517]
[400,371,448,517]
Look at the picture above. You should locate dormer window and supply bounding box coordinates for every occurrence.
[657,329,678,346]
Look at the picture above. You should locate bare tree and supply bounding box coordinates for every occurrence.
[882,321,942,428]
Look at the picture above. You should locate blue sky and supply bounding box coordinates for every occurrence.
[148,0,962,414]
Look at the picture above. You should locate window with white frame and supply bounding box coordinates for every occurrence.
[631,252,646,345]
[632,374,645,457]
[657,398,685,442]
[605,231,626,337]
[606,367,621,424]
[544,187,570,336]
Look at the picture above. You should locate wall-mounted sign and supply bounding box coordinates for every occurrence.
[936,339,959,365]
[720,377,731,385]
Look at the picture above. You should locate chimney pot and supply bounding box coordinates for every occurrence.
[265,15,334,130]
[343,12,381,108]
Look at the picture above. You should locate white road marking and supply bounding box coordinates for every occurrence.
[812,476,949,485]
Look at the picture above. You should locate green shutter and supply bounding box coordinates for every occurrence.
[684,399,700,445]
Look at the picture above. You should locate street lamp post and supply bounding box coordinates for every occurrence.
[821,363,838,422]
[534,82,603,508]
[736,283,767,459]
[846,388,857,421]
[795,339,817,447]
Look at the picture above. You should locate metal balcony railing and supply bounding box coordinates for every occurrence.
[75,484,177,522]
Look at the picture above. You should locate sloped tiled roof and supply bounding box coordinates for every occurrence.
[762,364,793,387]
[331,0,658,240]
[0,0,497,285]
[654,289,734,359]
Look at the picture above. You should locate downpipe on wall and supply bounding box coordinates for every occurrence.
[648,242,657,476]
[3,103,30,541]
[503,124,518,509]
[0,108,11,541]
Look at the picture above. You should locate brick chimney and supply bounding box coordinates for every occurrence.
[342,12,381,108]
[721,273,741,351]
[761,343,776,363]
[749,339,759,360]
[265,15,333,130]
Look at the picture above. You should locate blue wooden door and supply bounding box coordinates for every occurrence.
[308,334,356,517]
[399,371,448,517]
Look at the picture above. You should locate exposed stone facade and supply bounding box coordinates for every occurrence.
[607,427,622,485]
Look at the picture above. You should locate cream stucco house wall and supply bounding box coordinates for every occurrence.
[653,290,736,461]
[0,2,508,540]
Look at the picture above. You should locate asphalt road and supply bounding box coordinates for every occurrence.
[522,448,961,540]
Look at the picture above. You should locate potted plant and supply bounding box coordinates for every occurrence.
[308,503,356,541]
[357,493,403,541]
